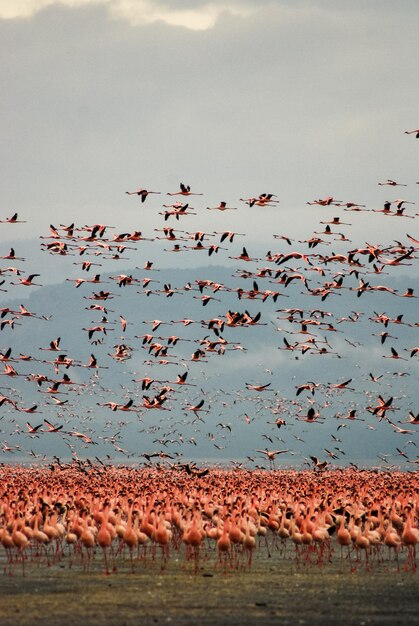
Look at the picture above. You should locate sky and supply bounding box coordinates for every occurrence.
[1,0,418,245]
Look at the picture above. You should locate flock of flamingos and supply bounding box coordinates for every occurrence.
[0,128,418,575]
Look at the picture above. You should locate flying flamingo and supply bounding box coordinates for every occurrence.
[245,383,272,392]
[12,274,42,287]
[184,399,209,418]
[25,422,43,435]
[403,412,419,425]
[404,128,419,138]
[383,347,407,361]
[206,201,237,211]
[307,197,341,206]
[240,193,279,207]
[229,247,257,262]
[0,213,26,223]
[43,420,63,433]
[256,448,290,468]
[387,421,415,435]
[167,183,203,196]
[298,407,324,423]
[378,179,407,186]
[0,248,25,261]
[310,456,328,469]
[125,188,161,202]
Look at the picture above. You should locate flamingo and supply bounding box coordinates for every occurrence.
[43,420,63,433]
[403,412,419,425]
[245,383,272,392]
[184,399,208,418]
[240,193,279,207]
[214,231,245,243]
[255,448,290,467]
[125,188,161,202]
[12,273,42,287]
[310,456,328,470]
[167,183,203,196]
[0,248,25,261]
[378,179,407,186]
[387,421,415,435]
[206,201,237,211]
[298,407,324,423]
[307,196,341,206]
[25,422,43,435]
[0,213,26,223]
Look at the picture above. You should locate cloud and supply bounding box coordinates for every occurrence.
[110,0,257,30]
[2,0,418,33]
[0,0,258,30]
[0,0,93,20]
[0,0,418,245]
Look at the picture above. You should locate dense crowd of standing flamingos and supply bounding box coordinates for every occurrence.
[0,127,418,574]
[0,465,418,575]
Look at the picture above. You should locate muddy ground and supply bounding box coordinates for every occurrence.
[1,544,418,626]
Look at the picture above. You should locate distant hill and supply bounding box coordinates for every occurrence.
[0,257,417,467]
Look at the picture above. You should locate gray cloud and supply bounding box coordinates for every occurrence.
[0,1,418,243]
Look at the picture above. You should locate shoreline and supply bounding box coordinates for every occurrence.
[1,548,418,626]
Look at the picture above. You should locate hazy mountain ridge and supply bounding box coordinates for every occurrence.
[1,261,417,466]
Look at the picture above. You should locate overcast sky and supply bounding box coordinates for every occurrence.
[1,0,418,246]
